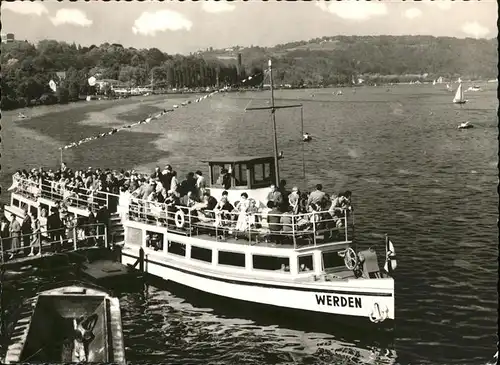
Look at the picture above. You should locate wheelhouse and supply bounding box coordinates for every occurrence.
[202,155,277,205]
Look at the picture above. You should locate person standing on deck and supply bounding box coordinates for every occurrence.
[195,171,207,200]
[170,171,180,195]
[9,215,21,257]
[1,216,11,260]
[307,184,326,207]
[217,168,232,190]
[28,211,40,256]
[47,207,63,252]
[161,165,173,191]
[266,184,283,207]
[96,204,110,246]
[278,179,289,212]
[266,201,283,244]
[288,187,300,215]
[151,166,162,180]
[21,210,32,256]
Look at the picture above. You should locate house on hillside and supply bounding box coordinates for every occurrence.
[95,79,122,91]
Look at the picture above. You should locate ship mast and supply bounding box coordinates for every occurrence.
[246,59,302,187]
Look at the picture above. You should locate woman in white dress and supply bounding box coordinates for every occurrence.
[234,192,250,232]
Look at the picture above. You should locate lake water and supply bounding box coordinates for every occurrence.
[1,85,498,364]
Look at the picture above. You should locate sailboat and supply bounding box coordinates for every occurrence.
[454,83,472,129]
[453,83,467,104]
[432,80,436,86]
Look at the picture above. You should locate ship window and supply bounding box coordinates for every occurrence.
[126,227,142,246]
[168,241,186,257]
[12,198,20,207]
[298,255,314,272]
[191,245,212,263]
[30,206,37,217]
[218,251,245,267]
[234,164,247,186]
[146,231,164,251]
[253,163,272,185]
[211,164,232,185]
[252,255,290,272]
[322,251,345,272]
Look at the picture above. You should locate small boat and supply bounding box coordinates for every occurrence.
[453,83,467,104]
[18,113,27,119]
[302,133,312,142]
[467,85,481,92]
[3,283,126,364]
[458,121,474,129]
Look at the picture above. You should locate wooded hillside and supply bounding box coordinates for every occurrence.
[1,35,496,110]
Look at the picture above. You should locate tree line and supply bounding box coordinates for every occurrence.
[1,35,496,110]
[0,40,264,110]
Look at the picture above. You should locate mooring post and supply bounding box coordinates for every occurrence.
[139,247,144,272]
[115,244,122,263]
[38,231,43,256]
[104,225,108,249]
[0,267,4,337]
[73,227,77,251]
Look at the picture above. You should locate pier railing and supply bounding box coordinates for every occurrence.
[0,222,108,264]
[10,177,120,213]
[125,197,352,248]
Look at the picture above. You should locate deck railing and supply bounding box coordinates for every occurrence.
[9,176,353,248]
[125,197,352,248]
[0,223,108,264]
[10,176,120,213]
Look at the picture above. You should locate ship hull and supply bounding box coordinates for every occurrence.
[120,243,394,323]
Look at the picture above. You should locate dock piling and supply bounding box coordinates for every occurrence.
[139,247,144,272]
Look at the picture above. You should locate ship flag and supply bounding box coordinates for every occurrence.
[384,236,397,273]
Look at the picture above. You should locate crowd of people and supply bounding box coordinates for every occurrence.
[0,200,110,261]
[5,162,353,251]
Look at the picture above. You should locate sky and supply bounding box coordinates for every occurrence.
[1,0,497,54]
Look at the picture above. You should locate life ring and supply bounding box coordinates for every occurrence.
[369,302,389,323]
[174,210,185,228]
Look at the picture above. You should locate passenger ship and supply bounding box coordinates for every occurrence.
[3,61,396,325]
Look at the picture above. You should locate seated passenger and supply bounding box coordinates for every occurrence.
[299,263,311,272]
[340,190,353,211]
[266,201,282,243]
[247,198,260,228]
[197,191,217,210]
[280,207,294,233]
[214,196,234,226]
[309,203,322,227]
[180,190,197,208]
[195,191,218,222]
